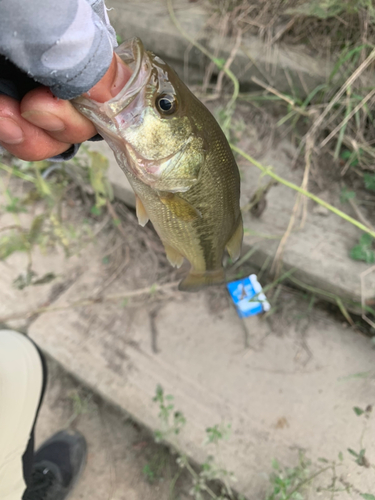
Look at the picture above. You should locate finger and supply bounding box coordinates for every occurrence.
[84,53,132,102]
[19,54,131,146]
[0,95,72,161]
[20,87,97,144]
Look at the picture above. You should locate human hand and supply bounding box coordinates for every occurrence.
[0,54,131,161]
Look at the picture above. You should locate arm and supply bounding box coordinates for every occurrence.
[0,0,130,161]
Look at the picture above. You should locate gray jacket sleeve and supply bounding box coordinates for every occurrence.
[0,0,117,99]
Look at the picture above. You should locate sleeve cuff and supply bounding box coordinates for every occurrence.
[48,134,103,162]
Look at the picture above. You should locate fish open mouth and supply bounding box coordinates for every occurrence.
[106,37,151,118]
[72,37,151,126]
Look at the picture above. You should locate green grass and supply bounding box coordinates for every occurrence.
[0,147,112,268]
[350,233,375,263]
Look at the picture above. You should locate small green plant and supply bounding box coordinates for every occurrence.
[349,233,375,263]
[66,389,94,427]
[3,189,27,213]
[90,205,102,216]
[353,406,366,416]
[13,269,56,290]
[0,147,113,264]
[0,230,30,260]
[86,151,113,209]
[347,447,369,467]
[153,384,187,442]
[142,463,157,483]
[347,405,372,468]
[364,173,375,192]
[152,385,239,500]
[206,424,232,445]
[340,148,363,169]
[340,187,356,203]
[142,448,170,484]
[266,453,313,500]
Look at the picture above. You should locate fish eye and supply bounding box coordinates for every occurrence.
[156,94,177,115]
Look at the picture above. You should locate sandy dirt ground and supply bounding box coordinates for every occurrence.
[35,357,193,500]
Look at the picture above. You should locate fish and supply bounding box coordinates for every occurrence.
[72,37,243,292]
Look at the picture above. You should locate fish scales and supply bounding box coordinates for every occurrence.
[139,95,240,271]
[72,38,243,291]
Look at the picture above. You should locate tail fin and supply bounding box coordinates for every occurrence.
[178,268,225,292]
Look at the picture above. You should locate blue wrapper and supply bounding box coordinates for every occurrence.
[227,274,270,318]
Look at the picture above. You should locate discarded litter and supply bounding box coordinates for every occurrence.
[227,274,270,318]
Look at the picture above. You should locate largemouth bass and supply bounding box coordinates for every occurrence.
[73,38,243,291]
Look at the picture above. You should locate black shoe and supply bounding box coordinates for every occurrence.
[23,430,87,500]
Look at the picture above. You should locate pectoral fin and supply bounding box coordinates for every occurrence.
[151,141,204,192]
[136,196,149,227]
[164,244,184,268]
[226,217,243,262]
[178,268,225,292]
[159,193,201,222]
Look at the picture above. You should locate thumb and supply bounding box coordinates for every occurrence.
[83,53,132,103]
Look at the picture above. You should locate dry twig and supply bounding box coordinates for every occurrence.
[106,200,127,239]
[309,48,375,137]
[320,88,375,148]
[348,198,375,233]
[0,281,179,325]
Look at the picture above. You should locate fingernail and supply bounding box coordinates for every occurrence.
[0,117,24,144]
[21,110,65,131]
[111,58,132,97]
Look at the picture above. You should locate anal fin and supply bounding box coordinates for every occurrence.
[226,217,243,262]
[136,196,149,227]
[164,244,184,268]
